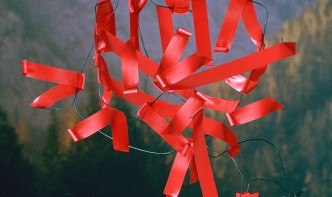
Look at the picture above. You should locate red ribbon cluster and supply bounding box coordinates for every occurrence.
[22,0,296,196]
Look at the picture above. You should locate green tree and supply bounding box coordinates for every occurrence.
[37,111,68,195]
[0,106,35,196]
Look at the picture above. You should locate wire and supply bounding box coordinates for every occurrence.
[99,130,175,155]
[246,178,295,196]
[209,138,286,177]
[250,0,269,51]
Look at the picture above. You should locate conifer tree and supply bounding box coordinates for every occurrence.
[0,106,35,196]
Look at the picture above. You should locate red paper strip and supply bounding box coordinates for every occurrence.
[68,106,129,152]
[241,1,265,49]
[189,155,199,184]
[162,96,204,135]
[137,103,190,154]
[95,0,116,53]
[236,192,259,197]
[163,42,296,90]
[175,89,239,113]
[202,117,240,157]
[121,38,139,94]
[95,0,116,36]
[155,53,211,90]
[129,0,147,49]
[164,146,194,197]
[157,6,174,53]
[226,97,284,126]
[193,110,218,197]
[94,54,113,107]
[191,0,212,61]
[158,28,191,74]
[165,0,190,14]
[225,75,258,94]
[22,60,85,108]
[215,0,248,52]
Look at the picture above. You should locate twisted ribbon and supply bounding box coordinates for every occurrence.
[21,0,296,196]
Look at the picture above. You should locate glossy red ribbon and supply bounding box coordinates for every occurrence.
[68,106,129,152]
[129,0,147,49]
[164,146,194,197]
[22,60,85,108]
[193,110,218,197]
[121,38,139,94]
[161,42,296,90]
[165,0,190,14]
[236,192,259,197]
[226,97,284,126]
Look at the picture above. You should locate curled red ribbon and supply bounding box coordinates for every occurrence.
[22,60,85,108]
[226,97,284,126]
[68,106,129,152]
[21,0,297,196]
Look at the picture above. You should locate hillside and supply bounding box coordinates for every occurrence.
[206,0,332,196]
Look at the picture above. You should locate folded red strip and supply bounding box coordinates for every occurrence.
[68,106,129,152]
[226,97,284,126]
[22,60,85,108]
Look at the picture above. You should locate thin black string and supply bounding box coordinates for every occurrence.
[208,138,286,177]
[250,0,268,51]
[208,146,244,193]
[246,178,303,196]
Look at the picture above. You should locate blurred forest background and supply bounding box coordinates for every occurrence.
[1,0,331,196]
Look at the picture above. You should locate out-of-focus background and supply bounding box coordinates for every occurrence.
[1,0,331,196]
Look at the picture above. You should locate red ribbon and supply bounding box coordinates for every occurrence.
[22,60,85,108]
[236,192,259,197]
[156,6,174,53]
[215,0,264,52]
[121,38,139,94]
[165,0,190,14]
[157,28,191,74]
[161,42,296,90]
[68,106,129,152]
[129,0,147,49]
[193,110,218,197]
[215,0,247,52]
[164,146,194,197]
[226,97,284,126]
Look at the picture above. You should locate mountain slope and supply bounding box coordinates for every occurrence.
[206,0,332,196]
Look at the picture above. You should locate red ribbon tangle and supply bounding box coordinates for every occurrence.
[21,0,297,196]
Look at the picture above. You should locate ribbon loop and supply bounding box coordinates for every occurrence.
[22,60,85,108]
[68,106,129,152]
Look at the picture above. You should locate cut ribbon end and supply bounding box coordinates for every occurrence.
[226,112,237,126]
[155,74,167,88]
[177,28,192,37]
[123,88,138,94]
[22,59,28,75]
[114,145,130,153]
[228,144,240,157]
[29,97,47,108]
[214,46,229,53]
[67,128,80,142]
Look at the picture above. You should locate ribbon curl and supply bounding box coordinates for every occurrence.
[21,0,297,196]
